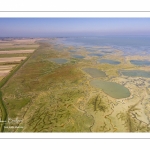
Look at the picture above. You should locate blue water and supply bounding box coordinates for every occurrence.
[72,55,85,59]
[82,68,106,78]
[57,36,150,56]
[120,70,150,78]
[49,58,68,64]
[98,59,121,65]
[89,53,104,57]
[90,79,130,99]
[130,60,150,66]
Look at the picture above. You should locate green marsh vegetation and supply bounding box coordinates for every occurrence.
[1,42,94,132]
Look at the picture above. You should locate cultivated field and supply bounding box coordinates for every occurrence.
[0,38,39,82]
[0,57,27,63]
[0,50,35,54]
[0,38,40,131]
[0,65,16,80]
[0,65,16,70]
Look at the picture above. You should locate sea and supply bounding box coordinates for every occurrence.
[55,36,150,56]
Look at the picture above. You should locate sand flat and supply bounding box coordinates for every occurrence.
[0,50,35,54]
[0,57,26,63]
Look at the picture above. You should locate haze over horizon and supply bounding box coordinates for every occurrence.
[0,18,150,37]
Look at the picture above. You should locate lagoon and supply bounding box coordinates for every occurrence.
[98,59,121,65]
[72,55,85,59]
[83,68,106,78]
[120,70,150,78]
[89,53,103,57]
[50,58,68,64]
[130,60,150,66]
[90,79,130,99]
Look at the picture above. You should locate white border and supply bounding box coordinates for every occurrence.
[0,133,150,139]
[0,0,150,11]
[0,11,150,139]
[0,12,150,18]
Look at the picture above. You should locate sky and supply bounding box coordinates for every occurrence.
[0,18,150,37]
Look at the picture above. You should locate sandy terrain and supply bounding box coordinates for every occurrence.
[0,50,35,54]
[0,57,26,63]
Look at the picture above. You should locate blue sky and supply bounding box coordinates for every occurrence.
[0,18,150,37]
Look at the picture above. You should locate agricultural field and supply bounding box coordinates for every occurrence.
[0,38,39,131]
[0,50,35,54]
[0,38,38,81]
[0,38,150,132]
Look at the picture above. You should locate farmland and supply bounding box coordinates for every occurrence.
[0,38,38,131]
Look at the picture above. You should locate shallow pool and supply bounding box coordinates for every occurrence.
[130,60,150,66]
[90,79,130,99]
[98,59,121,65]
[50,58,68,64]
[72,55,85,59]
[82,68,106,78]
[89,53,104,57]
[120,70,150,78]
